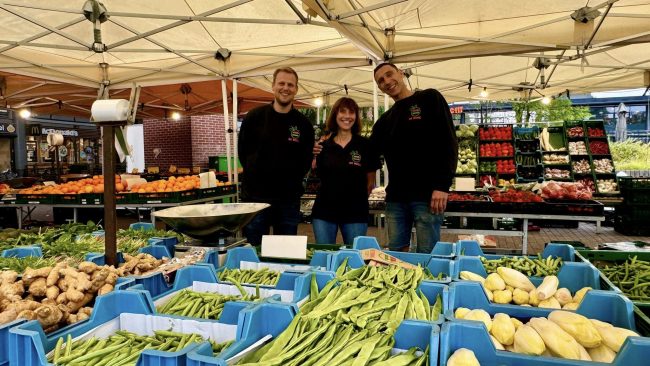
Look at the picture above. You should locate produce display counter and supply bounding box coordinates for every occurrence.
[445,211,605,255]
[1,193,237,228]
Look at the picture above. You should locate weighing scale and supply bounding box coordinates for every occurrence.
[153,203,269,265]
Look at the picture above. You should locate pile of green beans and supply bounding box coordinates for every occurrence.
[219,267,280,286]
[49,330,233,365]
[424,269,447,281]
[157,288,260,319]
[480,254,563,276]
[237,317,428,366]
[598,256,650,301]
[237,264,437,365]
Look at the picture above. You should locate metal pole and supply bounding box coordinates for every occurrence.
[102,124,117,267]
[373,71,380,186]
[232,79,239,187]
[221,80,232,183]
[317,106,320,125]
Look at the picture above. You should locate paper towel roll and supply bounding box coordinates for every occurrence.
[46,133,64,146]
[91,99,130,122]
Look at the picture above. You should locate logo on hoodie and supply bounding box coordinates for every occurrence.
[409,105,422,121]
[288,126,301,142]
[349,150,362,166]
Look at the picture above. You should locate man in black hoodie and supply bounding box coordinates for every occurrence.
[371,62,458,253]
[238,67,315,245]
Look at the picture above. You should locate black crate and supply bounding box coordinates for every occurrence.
[622,189,650,205]
[543,199,604,216]
[619,176,650,191]
[79,193,103,205]
[53,194,80,205]
[130,190,197,204]
[614,215,650,236]
[16,193,55,204]
[616,205,650,221]
[447,192,491,212]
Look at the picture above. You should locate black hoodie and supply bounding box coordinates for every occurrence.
[238,103,315,202]
[370,89,458,202]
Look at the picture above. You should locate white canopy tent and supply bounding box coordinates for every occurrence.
[0,0,649,113]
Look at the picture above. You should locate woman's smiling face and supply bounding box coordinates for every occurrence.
[337,107,356,132]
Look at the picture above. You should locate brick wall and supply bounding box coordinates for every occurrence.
[143,114,235,170]
[142,116,193,169]
[191,114,226,169]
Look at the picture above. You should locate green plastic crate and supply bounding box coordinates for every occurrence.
[576,250,650,312]
[635,305,650,336]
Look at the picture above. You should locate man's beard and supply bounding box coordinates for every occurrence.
[275,97,292,107]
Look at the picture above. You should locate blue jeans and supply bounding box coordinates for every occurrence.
[386,201,443,253]
[242,200,301,246]
[312,219,368,246]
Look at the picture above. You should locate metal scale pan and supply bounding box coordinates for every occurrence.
[153,203,269,244]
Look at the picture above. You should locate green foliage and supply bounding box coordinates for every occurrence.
[610,140,650,170]
[511,97,591,123]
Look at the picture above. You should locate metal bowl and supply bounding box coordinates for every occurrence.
[153,203,269,240]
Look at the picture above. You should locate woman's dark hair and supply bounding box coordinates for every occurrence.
[325,97,361,135]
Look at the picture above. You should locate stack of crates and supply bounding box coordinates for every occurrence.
[616,177,650,235]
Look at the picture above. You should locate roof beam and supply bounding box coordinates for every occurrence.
[0,82,47,99]
[584,2,614,49]
[336,0,407,20]
[302,0,382,60]
[551,57,650,87]
[108,54,215,85]
[284,0,309,24]
[0,53,98,87]
[109,18,223,76]
[0,4,90,49]
[230,40,353,77]
[0,16,86,53]
[107,0,252,49]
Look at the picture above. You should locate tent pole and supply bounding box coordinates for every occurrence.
[373,69,380,186]
[102,123,118,267]
[221,79,232,183]
[233,79,239,189]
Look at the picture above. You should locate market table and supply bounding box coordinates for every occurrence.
[444,211,605,255]
[1,193,237,228]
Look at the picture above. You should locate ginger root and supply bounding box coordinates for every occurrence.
[35,304,64,328]
[0,270,18,285]
[46,286,60,301]
[97,283,114,296]
[22,267,52,286]
[28,278,47,297]
[46,263,67,287]
[78,262,99,274]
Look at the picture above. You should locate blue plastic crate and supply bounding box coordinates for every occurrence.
[148,236,179,257]
[129,222,155,231]
[1,245,42,258]
[439,320,650,366]
[0,319,27,366]
[328,249,454,283]
[456,240,575,261]
[452,256,607,292]
[7,290,154,366]
[352,235,456,258]
[431,242,456,258]
[447,281,636,329]
[190,307,438,366]
[223,247,321,272]
[86,251,173,297]
[187,302,297,366]
[139,243,173,259]
[352,235,382,250]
